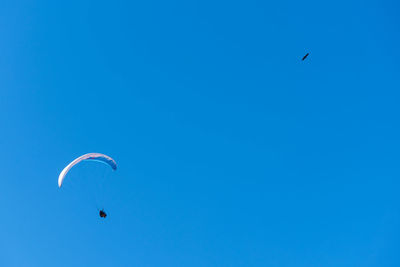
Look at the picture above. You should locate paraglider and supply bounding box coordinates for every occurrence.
[58,153,117,188]
[58,153,117,219]
[302,53,309,61]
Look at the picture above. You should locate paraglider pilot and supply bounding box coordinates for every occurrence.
[99,209,107,218]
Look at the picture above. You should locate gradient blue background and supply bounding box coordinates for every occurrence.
[1,0,400,266]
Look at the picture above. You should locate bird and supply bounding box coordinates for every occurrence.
[302,53,309,61]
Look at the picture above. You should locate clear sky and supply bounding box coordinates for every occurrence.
[1,0,400,266]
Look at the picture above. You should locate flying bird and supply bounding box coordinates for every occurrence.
[302,53,309,61]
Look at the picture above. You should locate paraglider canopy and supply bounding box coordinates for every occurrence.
[58,153,117,188]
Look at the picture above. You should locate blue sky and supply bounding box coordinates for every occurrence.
[1,0,400,266]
